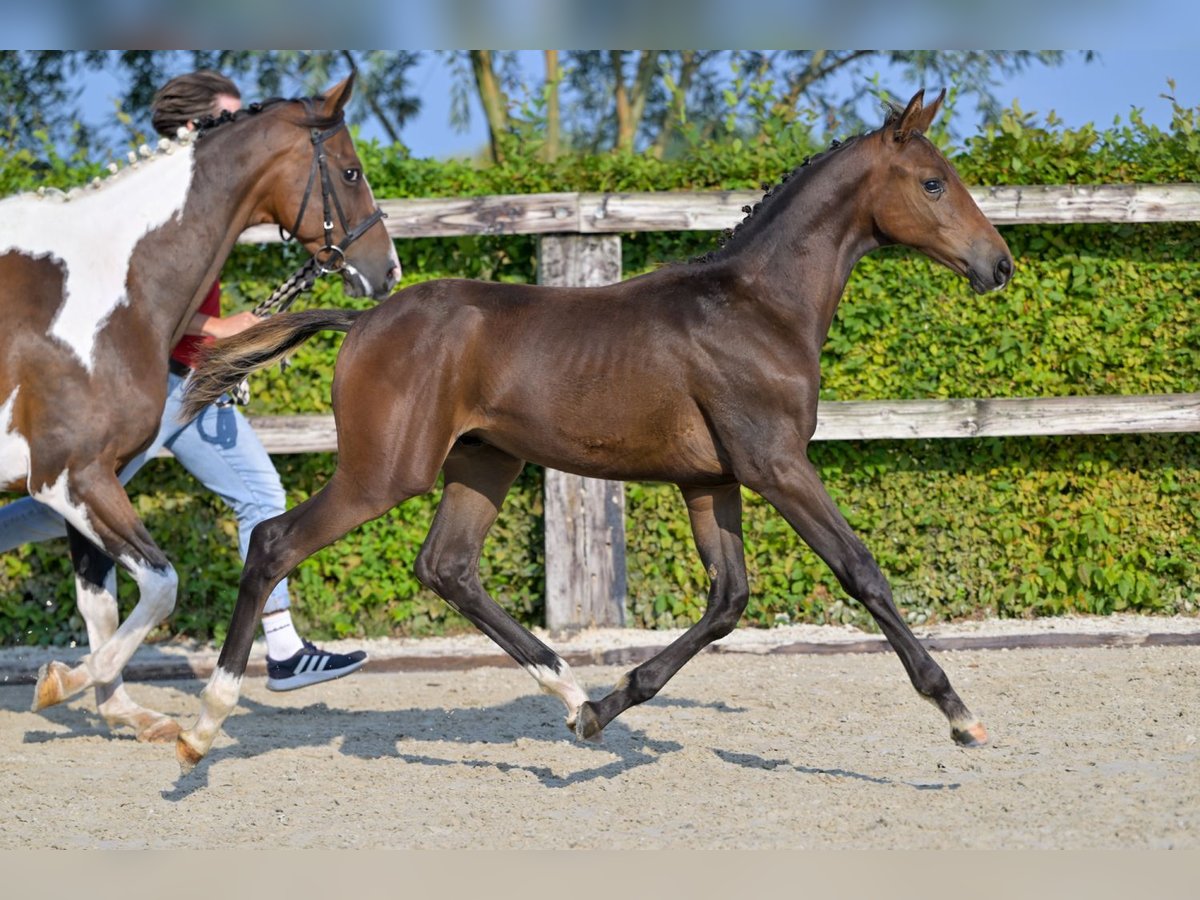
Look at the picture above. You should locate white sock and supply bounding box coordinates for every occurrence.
[262,609,305,660]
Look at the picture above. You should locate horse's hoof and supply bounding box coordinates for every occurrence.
[572,701,604,742]
[951,720,989,748]
[175,733,205,775]
[137,716,182,744]
[31,661,69,711]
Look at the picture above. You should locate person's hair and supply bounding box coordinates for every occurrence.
[150,70,241,137]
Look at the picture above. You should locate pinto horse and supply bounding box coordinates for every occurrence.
[0,75,401,742]
[177,89,1012,768]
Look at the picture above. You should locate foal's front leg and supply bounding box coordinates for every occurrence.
[750,454,988,747]
[178,471,401,771]
[577,482,749,739]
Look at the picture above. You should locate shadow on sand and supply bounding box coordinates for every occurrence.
[4,680,953,798]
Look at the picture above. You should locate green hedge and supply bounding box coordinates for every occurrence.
[2,101,1198,646]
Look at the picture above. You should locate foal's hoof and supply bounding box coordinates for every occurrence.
[31,661,70,711]
[951,720,989,748]
[175,733,205,775]
[570,701,604,743]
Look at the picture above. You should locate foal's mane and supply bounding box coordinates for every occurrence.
[690,124,882,265]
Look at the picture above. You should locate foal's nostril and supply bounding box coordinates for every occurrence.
[995,256,1013,286]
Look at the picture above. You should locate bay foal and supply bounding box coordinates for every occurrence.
[178,89,1012,768]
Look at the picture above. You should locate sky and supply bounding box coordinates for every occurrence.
[411,50,1196,158]
[72,49,1199,161]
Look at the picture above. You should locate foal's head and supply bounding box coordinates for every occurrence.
[866,89,1013,294]
[239,74,400,299]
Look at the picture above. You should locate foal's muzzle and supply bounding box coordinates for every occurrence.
[968,253,1014,294]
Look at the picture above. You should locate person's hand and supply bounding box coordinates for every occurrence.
[210,311,265,339]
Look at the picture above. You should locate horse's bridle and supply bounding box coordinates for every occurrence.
[223,104,390,406]
[279,104,387,276]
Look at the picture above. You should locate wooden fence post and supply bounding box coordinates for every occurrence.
[537,234,627,631]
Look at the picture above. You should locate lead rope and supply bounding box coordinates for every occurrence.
[221,256,322,406]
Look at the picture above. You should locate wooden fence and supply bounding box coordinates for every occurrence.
[214,183,1200,630]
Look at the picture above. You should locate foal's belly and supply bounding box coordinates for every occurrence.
[480,404,730,484]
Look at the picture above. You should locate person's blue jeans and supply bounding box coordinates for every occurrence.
[0,371,291,613]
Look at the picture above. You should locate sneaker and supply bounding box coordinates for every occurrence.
[266,640,367,691]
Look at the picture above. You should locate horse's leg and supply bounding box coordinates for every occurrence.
[577,482,748,739]
[413,443,591,729]
[65,525,179,742]
[176,471,403,770]
[752,456,988,747]
[32,467,178,715]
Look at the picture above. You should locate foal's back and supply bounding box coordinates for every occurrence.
[333,267,747,483]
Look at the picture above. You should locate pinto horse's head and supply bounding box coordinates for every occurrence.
[867,88,1013,294]
[257,74,401,299]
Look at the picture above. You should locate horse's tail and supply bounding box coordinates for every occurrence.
[180,308,362,420]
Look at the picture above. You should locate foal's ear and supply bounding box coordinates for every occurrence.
[320,72,357,119]
[891,87,945,142]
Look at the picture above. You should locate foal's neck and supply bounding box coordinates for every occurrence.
[725,139,883,343]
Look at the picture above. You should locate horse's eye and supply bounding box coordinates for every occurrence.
[923,178,944,195]
[342,168,361,184]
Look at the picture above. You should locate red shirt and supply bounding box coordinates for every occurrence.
[171,281,221,369]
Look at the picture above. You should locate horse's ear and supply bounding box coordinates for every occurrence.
[891,88,928,142]
[320,72,356,119]
[912,88,946,134]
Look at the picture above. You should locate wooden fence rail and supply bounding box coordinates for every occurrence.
[216,182,1200,629]
[231,393,1200,454]
[238,183,1200,244]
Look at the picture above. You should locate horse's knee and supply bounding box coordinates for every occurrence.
[838,547,891,606]
[137,564,178,621]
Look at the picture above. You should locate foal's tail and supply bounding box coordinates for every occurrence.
[180,308,362,420]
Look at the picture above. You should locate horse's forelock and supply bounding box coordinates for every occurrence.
[881,99,905,129]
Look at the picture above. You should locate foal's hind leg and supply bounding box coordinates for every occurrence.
[65,526,179,742]
[414,444,590,729]
[577,482,749,739]
[753,456,987,747]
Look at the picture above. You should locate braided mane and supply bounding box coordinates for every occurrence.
[7,92,347,207]
[7,93,337,206]
[690,131,868,264]
[193,94,342,138]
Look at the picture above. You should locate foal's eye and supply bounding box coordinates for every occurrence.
[342,168,361,184]
[923,178,944,195]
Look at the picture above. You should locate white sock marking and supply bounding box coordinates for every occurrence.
[184,666,245,756]
[525,661,589,717]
